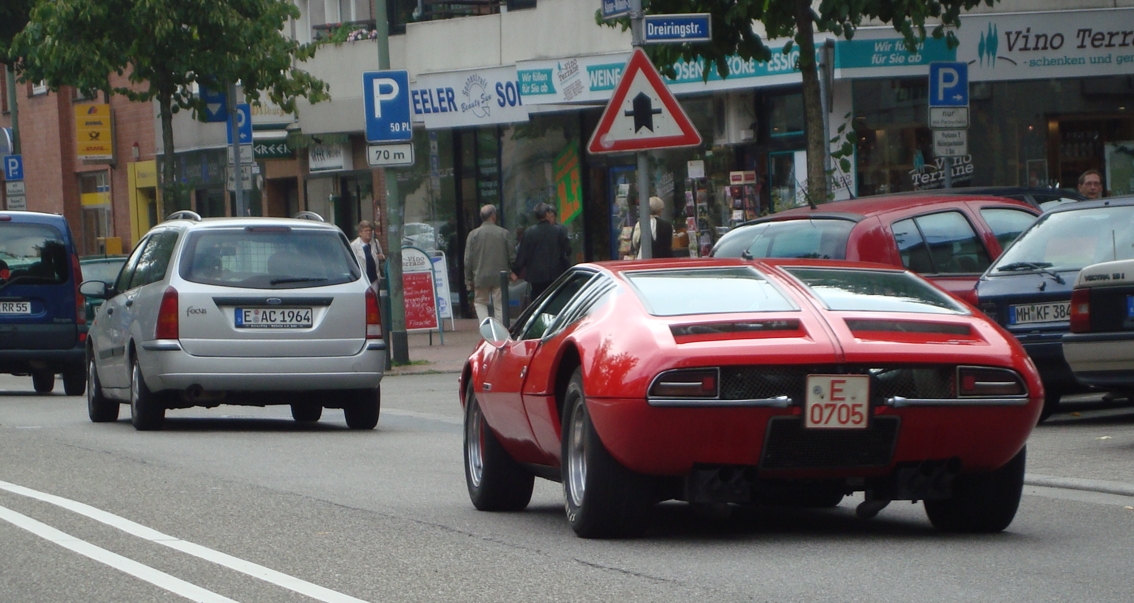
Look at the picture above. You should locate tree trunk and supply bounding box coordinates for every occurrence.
[157,85,178,215]
[793,0,828,205]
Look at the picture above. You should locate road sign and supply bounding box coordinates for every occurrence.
[226,104,252,145]
[225,164,254,191]
[363,70,413,143]
[201,85,228,123]
[933,129,968,156]
[587,48,702,154]
[930,107,969,129]
[929,62,969,107]
[3,154,23,180]
[226,144,254,165]
[367,143,415,167]
[601,0,630,20]
[5,181,26,210]
[644,14,712,44]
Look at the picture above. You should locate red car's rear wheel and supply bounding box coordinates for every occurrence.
[924,446,1026,533]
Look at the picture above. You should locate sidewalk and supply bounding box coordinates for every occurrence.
[384,318,483,376]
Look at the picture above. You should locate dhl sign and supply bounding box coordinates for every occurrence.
[74,104,113,161]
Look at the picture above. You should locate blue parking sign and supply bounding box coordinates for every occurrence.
[928,62,968,107]
[3,155,23,181]
[226,103,252,145]
[363,71,413,143]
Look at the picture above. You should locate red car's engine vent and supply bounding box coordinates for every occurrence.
[844,319,971,335]
[671,320,802,343]
[717,366,957,402]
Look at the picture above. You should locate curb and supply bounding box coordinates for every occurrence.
[1025,474,1134,498]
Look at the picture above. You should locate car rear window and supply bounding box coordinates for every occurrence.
[624,266,796,316]
[784,267,967,314]
[0,223,69,286]
[714,219,853,260]
[80,258,126,283]
[993,205,1134,272]
[179,228,361,289]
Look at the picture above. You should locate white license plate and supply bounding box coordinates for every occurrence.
[805,375,870,430]
[0,301,31,314]
[235,307,312,329]
[1009,301,1070,325]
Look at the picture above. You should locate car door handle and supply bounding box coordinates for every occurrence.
[125,299,133,307]
[520,367,527,379]
[482,382,492,392]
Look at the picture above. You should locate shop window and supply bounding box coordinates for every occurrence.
[79,171,112,255]
[767,91,804,138]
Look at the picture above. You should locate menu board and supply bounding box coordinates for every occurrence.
[403,271,439,331]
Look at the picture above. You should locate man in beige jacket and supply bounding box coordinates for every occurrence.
[464,205,516,323]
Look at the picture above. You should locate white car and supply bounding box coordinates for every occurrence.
[1063,258,1134,398]
[80,211,385,430]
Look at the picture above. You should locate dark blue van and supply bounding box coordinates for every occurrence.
[0,211,86,394]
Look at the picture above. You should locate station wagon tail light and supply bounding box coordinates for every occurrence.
[71,253,86,327]
[156,287,179,340]
[1069,288,1091,333]
[649,368,719,399]
[365,287,383,339]
[957,367,1026,397]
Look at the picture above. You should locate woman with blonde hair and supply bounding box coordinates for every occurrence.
[631,196,673,258]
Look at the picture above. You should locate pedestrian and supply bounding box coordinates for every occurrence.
[631,196,674,259]
[350,220,386,291]
[464,204,516,324]
[546,205,573,273]
[1078,169,1103,200]
[513,203,571,300]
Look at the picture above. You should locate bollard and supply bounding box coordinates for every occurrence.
[499,270,511,329]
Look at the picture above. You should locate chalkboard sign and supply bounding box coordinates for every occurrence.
[403,271,439,331]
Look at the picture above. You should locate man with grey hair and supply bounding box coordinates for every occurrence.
[464,205,516,323]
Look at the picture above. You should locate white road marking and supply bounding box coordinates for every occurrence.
[0,480,370,603]
[0,505,238,603]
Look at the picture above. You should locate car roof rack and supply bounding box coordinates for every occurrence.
[293,211,325,222]
[164,210,202,222]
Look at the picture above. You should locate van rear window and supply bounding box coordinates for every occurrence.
[0,223,69,286]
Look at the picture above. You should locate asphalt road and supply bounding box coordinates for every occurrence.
[1,372,1133,603]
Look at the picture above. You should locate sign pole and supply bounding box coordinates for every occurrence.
[5,65,19,154]
[630,0,652,259]
[227,82,246,216]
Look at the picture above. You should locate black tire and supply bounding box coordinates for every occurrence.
[924,446,1026,533]
[291,402,323,423]
[343,387,380,430]
[130,356,165,431]
[561,368,651,538]
[86,354,119,423]
[1038,388,1062,423]
[63,364,86,396]
[32,371,55,394]
[464,380,534,511]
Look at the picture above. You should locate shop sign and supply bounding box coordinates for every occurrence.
[134,160,157,188]
[254,141,293,160]
[835,37,955,77]
[308,143,352,173]
[411,65,529,129]
[554,141,582,225]
[249,99,295,127]
[81,191,111,206]
[75,104,114,161]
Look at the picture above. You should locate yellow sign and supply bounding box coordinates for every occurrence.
[135,160,157,188]
[81,191,111,206]
[75,104,113,161]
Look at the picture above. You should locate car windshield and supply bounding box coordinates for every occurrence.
[0,223,69,287]
[624,266,796,316]
[80,259,126,283]
[712,219,853,260]
[784,267,967,314]
[992,205,1134,272]
[179,228,361,289]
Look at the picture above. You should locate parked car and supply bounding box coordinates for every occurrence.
[711,193,1040,298]
[1062,258,1134,400]
[932,186,1086,212]
[79,255,128,324]
[460,259,1042,538]
[402,222,437,251]
[974,197,1134,420]
[81,210,385,430]
[0,210,87,395]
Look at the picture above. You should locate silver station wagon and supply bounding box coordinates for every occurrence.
[80,211,385,431]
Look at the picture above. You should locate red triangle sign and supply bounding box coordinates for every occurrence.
[587,48,703,154]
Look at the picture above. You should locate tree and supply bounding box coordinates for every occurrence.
[604,0,996,203]
[0,0,33,66]
[14,0,329,205]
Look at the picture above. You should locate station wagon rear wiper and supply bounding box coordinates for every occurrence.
[269,277,328,285]
[996,261,1065,284]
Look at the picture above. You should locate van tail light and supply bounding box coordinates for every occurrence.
[955,287,979,308]
[156,287,179,340]
[365,287,383,339]
[1069,288,1091,333]
[72,253,86,327]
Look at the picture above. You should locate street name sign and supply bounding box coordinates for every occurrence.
[363,70,413,143]
[929,107,969,129]
[601,0,630,20]
[644,14,712,44]
[933,129,968,157]
[367,143,415,167]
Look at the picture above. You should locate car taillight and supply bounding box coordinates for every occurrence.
[957,367,1026,397]
[649,368,720,399]
[1069,288,1091,333]
[365,287,383,339]
[956,287,979,308]
[156,287,179,340]
[72,253,86,326]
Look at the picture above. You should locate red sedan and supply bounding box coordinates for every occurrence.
[459,259,1042,538]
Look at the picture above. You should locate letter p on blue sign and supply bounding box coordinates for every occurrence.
[363,70,413,143]
[3,155,23,181]
[929,62,968,107]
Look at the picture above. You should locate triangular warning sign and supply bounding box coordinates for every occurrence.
[587,48,702,154]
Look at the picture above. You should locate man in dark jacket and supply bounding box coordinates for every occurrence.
[512,203,571,299]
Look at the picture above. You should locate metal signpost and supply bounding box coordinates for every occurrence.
[928,62,970,189]
[226,89,253,215]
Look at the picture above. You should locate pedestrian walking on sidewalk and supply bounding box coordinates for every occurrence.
[465,205,516,323]
[350,220,386,292]
[630,196,674,259]
[513,203,571,300]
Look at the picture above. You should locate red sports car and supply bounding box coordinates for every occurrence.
[459,259,1043,538]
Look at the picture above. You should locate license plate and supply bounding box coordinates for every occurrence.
[1008,301,1070,325]
[0,301,31,314]
[235,307,312,329]
[805,375,869,430]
